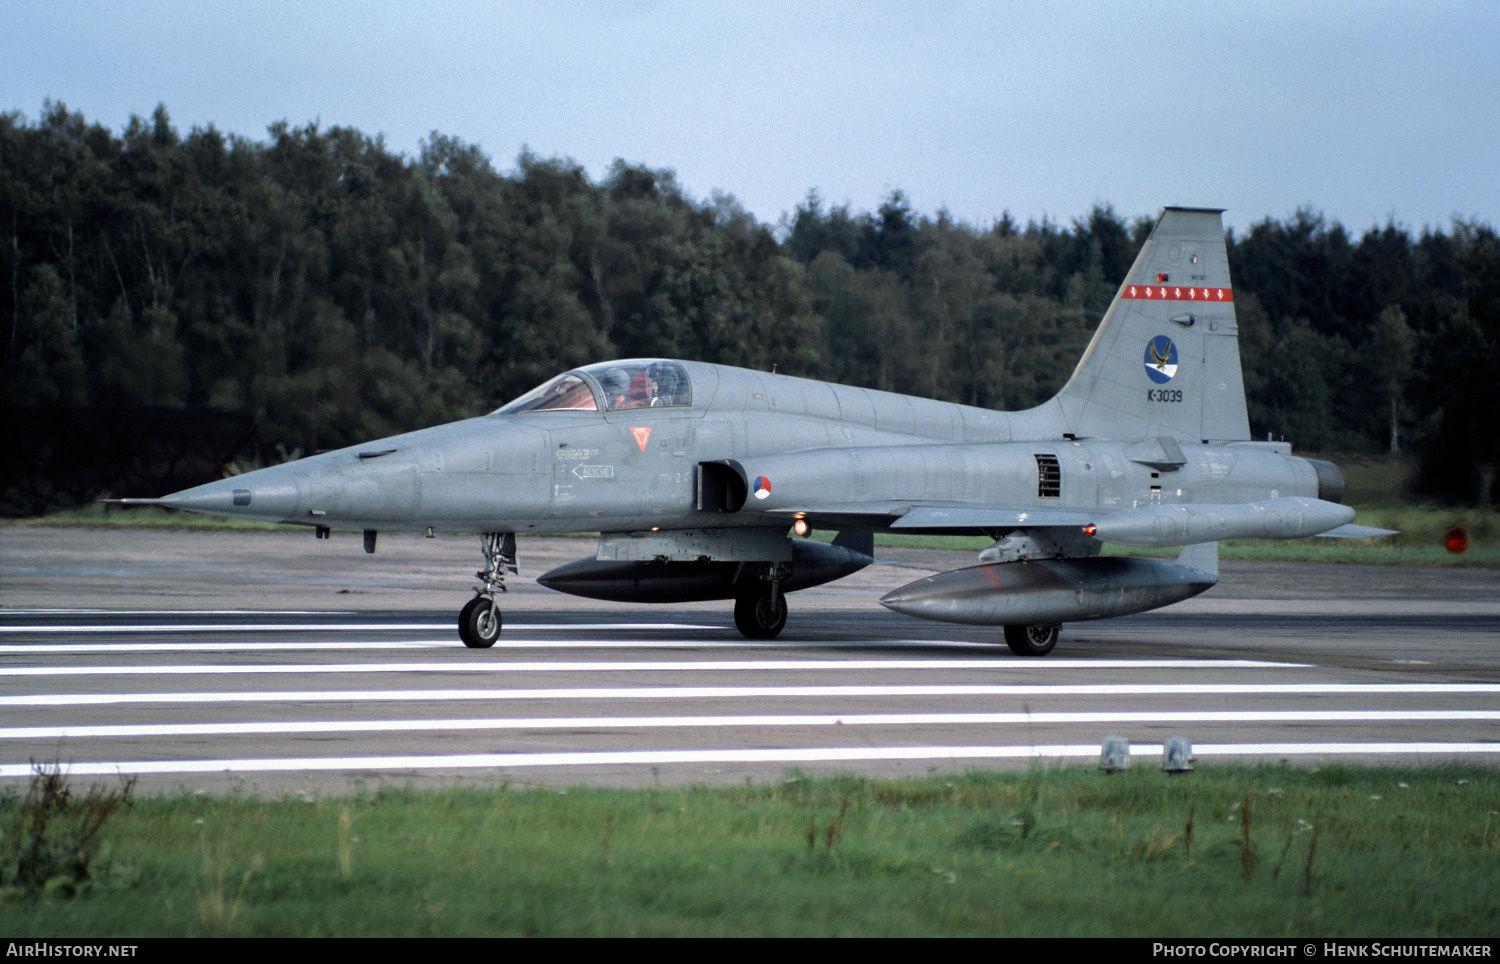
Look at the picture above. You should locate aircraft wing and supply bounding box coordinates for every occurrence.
[890,506,1096,530]
[763,502,1094,533]
[759,502,913,529]
[766,499,1382,543]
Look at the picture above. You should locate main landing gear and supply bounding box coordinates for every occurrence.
[458,532,517,649]
[734,588,787,639]
[1003,623,1059,657]
[734,563,789,639]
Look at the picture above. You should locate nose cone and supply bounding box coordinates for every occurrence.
[879,566,1008,622]
[146,415,548,530]
[877,587,933,620]
[158,468,304,522]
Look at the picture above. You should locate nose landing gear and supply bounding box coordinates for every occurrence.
[459,595,502,648]
[459,532,517,649]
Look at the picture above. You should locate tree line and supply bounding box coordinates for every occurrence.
[3,103,1497,512]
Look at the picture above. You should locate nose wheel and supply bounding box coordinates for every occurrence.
[459,532,517,649]
[459,595,502,648]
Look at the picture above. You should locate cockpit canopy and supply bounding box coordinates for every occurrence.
[494,360,692,414]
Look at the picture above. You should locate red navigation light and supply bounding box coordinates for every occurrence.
[1444,526,1470,554]
[1083,523,1098,537]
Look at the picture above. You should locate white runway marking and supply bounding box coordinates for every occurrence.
[0,641,460,653]
[4,742,1497,779]
[0,658,1299,677]
[5,709,1497,741]
[0,638,1311,654]
[0,621,707,634]
[0,609,355,616]
[0,622,444,633]
[5,611,1494,785]
[7,681,1498,707]
[0,638,1062,654]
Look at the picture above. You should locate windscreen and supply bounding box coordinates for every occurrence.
[493,373,599,413]
[494,361,692,415]
[582,360,692,410]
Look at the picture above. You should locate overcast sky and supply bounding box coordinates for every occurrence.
[6,1,1497,236]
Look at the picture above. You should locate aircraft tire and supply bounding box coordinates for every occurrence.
[1003,623,1059,657]
[733,590,787,640]
[459,596,502,648]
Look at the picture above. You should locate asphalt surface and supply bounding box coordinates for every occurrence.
[2,526,1497,795]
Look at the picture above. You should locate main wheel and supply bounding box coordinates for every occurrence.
[734,589,788,640]
[458,596,502,649]
[1003,623,1059,657]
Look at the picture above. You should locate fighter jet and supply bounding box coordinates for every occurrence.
[125,207,1391,654]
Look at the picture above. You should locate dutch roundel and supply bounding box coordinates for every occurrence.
[752,476,772,500]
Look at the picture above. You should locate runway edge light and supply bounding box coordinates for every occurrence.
[1100,735,1131,772]
[1162,737,1195,773]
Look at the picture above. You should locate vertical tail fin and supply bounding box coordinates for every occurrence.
[1051,207,1249,442]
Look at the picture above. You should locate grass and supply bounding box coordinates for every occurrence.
[0,769,135,900]
[1,765,1496,937]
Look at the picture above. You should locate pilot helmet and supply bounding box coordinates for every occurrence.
[600,367,629,397]
[650,363,679,401]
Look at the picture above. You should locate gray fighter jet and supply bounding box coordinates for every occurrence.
[129,207,1390,654]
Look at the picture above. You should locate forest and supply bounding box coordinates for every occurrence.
[3,102,1498,513]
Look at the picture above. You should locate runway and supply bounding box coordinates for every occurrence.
[1,527,1497,794]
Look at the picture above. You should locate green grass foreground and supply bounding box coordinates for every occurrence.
[3,765,1497,937]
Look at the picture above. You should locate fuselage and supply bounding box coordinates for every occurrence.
[160,358,1330,537]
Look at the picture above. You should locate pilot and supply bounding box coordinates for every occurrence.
[599,367,630,410]
[650,363,681,406]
